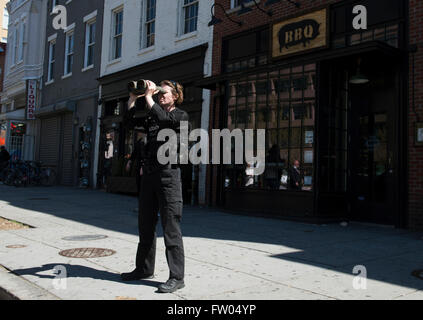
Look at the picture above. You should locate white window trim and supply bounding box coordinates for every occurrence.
[110,6,123,61]
[179,0,199,36]
[84,19,96,68]
[83,10,97,23]
[81,65,94,72]
[137,45,155,56]
[48,33,57,42]
[47,40,56,82]
[64,30,74,76]
[61,72,72,80]
[175,30,197,43]
[140,0,155,50]
[64,22,75,33]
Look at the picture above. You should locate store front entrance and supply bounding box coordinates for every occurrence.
[348,63,398,225]
[319,51,401,225]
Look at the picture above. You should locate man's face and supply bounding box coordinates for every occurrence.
[158,85,176,107]
[294,161,300,168]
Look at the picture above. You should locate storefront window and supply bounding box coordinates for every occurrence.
[0,122,6,146]
[333,23,400,49]
[224,63,316,192]
[9,122,26,161]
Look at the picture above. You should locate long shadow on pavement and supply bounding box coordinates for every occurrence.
[1,185,423,294]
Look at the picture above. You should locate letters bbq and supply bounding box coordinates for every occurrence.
[278,19,320,52]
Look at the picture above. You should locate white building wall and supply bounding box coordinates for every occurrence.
[100,0,214,204]
[1,0,47,161]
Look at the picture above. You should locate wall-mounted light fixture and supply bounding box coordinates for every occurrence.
[208,3,243,27]
[264,0,301,8]
[238,0,273,16]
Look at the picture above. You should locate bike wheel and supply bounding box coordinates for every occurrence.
[4,170,15,186]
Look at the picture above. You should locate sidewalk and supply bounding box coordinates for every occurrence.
[0,184,423,300]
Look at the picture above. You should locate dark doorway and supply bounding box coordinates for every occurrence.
[318,52,400,225]
[348,57,398,224]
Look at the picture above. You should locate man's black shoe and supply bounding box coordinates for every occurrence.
[121,270,154,281]
[158,278,185,293]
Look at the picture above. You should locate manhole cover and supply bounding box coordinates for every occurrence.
[411,269,423,280]
[6,245,27,249]
[59,248,116,258]
[62,235,108,241]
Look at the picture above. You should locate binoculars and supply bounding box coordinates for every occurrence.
[128,80,167,95]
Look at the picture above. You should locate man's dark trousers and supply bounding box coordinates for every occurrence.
[136,167,184,280]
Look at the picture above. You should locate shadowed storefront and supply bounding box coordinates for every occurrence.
[199,0,412,228]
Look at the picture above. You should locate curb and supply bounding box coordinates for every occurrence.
[0,265,60,300]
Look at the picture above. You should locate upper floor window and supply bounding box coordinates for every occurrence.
[231,0,252,8]
[182,0,198,34]
[112,8,123,60]
[64,31,74,75]
[47,40,56,81]
[143,0,155,48]
[84,20,96,68]
[18,23,25,62]
[12,27,18,64]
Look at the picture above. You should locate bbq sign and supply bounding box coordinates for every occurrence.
[272,8,328,59]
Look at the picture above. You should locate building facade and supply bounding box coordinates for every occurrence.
[37,0,104,187]
[1,0,47,161]
[0,0,9,43]
[199,0,423,230]
[97,0,213,204]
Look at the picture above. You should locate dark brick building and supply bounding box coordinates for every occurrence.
[199,0,423,230]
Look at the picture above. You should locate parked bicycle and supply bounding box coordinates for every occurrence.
[0,160,57,187]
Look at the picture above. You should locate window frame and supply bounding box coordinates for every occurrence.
[84,19,96,68]
[18,22,25,62]
[47,39,56,82]
[111,7,123,60]
[142,0,155,49]
[64,30,74,76]
[181,0,199,35]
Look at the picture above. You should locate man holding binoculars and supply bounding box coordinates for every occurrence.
[121,79,188,294]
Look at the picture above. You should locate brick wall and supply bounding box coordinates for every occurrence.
[206,0,423,230]
[408,0,423,230]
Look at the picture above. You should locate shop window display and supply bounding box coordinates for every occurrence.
[224,64,316,191]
